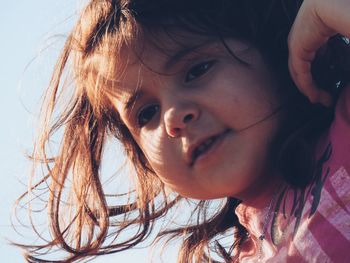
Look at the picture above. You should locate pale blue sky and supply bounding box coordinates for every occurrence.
[0,1,179,262]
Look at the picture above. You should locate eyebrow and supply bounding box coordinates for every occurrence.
[124,89,144,112]
[164,40,216,70]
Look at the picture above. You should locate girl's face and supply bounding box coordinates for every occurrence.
[107,34,283,200]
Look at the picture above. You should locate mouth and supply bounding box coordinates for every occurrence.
[189,129,231,166]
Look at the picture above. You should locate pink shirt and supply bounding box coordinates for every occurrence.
[236,84,350,262]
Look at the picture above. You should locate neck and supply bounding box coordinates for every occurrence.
[237,171,284,209]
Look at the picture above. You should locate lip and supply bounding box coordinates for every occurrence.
[187,129,231,166]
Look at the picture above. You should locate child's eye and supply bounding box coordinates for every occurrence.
[185,60,216,82]
[137,104,160,127]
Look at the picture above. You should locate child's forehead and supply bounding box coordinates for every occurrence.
[96,31,250,78]
[91,32,215,88]
[125,31,219,68]
[88,31,254,111]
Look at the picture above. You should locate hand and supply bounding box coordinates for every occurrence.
[288,0,350,107]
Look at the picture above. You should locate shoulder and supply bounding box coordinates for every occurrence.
[306,83,350,229]
[300,84,350,260]
[291,164,350,262]
[334,83,350,124]
[315,83,350,178]
[286,91,350,260]
[305,82,350,260]
[274,106,350,260]
[267,86,350,262]
[331,82,350,136]
[274,166,350,262]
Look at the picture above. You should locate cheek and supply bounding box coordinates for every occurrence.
[138,129,181,184]
[139,130,164,166]
[235,116,280,174]
[212,64,279,127]
[139,131,190,191]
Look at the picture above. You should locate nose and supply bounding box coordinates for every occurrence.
[164,102,200,138]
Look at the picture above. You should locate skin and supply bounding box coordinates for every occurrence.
[106,34,285,202]
[288,0,350,107]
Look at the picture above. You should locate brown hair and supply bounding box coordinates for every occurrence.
[15,0,346,262]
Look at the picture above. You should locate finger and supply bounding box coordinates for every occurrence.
[289,57,333,106]
[287,1,334,106]
[288,49,319,101]
[288,33,333,106]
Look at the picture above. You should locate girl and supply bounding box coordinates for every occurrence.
[16,0,350,262]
